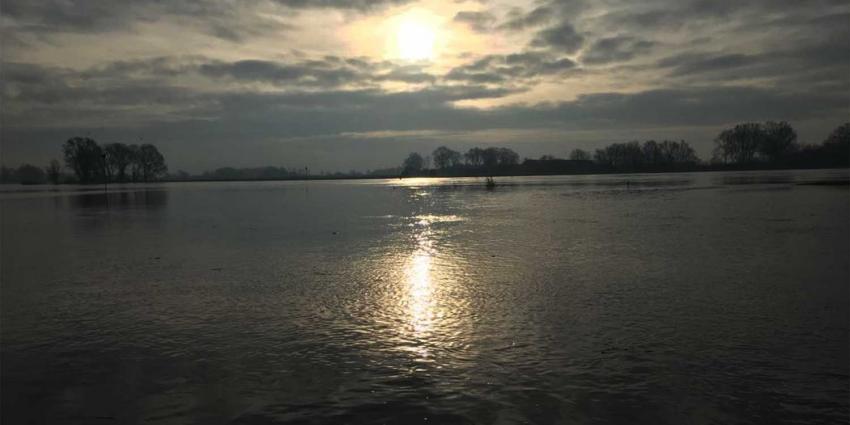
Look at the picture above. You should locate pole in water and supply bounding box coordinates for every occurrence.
[101,153,109,206]
[102,153,108,193]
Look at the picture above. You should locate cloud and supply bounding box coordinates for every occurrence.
[530,22,585,53]
[657,53,755,77]
[0,0,292,42]
[5,57,844,139]
[445,51,577,84]
[196,57,442,87]
[0,0,410,40]
[2,0,849,171]
[498,6,555,31]
[580,36,655,65]
[269,0,413,9]
[199,59,362,87]
[453,11,496,32]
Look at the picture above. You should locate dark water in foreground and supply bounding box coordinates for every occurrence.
[2,170,849,424]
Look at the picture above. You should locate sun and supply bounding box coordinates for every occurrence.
[395,14,437,61]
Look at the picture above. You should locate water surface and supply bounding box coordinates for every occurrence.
[2,170,849,424]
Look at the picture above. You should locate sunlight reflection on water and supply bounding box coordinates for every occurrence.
[407,234,434,336]
[370,208,472,363]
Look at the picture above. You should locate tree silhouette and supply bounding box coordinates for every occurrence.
[46,159,62,184]
[569,149,591,161]
[402,152,424,176]
[432,146,462,169]
[594,141,643,170]
[713,123,765,164]
[464,148,484,167]
[496,148,519,166]
[17,164,46,185]
[137,144,167,182]
[642,141,662,165]
[104,143,135,182]
[822,122,850,160]
[760,121,798,162]
[712,122,801,164]
[128,144,142,182]
[658,140,698,166]
[63,137,104,183]
[593,140,697,170]
[481,148,500,169]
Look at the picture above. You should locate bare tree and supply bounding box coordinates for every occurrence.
[496,148,519,166]
[464,148,484,167]
[432,146,462,169]
[713,123,764,164]
[46,159,62,184]
[137,144,167,182]
[821,122,850,161]
[104,143,135,182]
[568,149,591,161]
[402,152,424,176]
[17,164,46,184]
[63,137,104,183]
[760,121,798,162]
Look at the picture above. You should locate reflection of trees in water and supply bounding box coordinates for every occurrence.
[70,190,169,209]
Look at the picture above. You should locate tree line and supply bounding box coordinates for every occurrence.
[712,121,848,168]
[196,166,301,181]
[401,147,521,176]
[399,122,848,177]
[2,122,846,184]
[400,141,699,176]
[1,137,167,184]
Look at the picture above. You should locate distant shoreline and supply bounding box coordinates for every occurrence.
[3,164,847,187]
[156,164,850,184]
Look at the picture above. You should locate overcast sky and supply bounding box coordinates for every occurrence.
[2,0,848,173]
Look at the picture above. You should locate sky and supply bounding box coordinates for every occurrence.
[1,0,848,173]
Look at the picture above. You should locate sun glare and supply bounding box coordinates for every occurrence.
[395,14,437,61]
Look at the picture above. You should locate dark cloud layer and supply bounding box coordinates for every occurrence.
[530,22,584,53]
[445,51,577,84]
[1,0,412,40]
[2,0,849,171]
[4,54,843,136]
